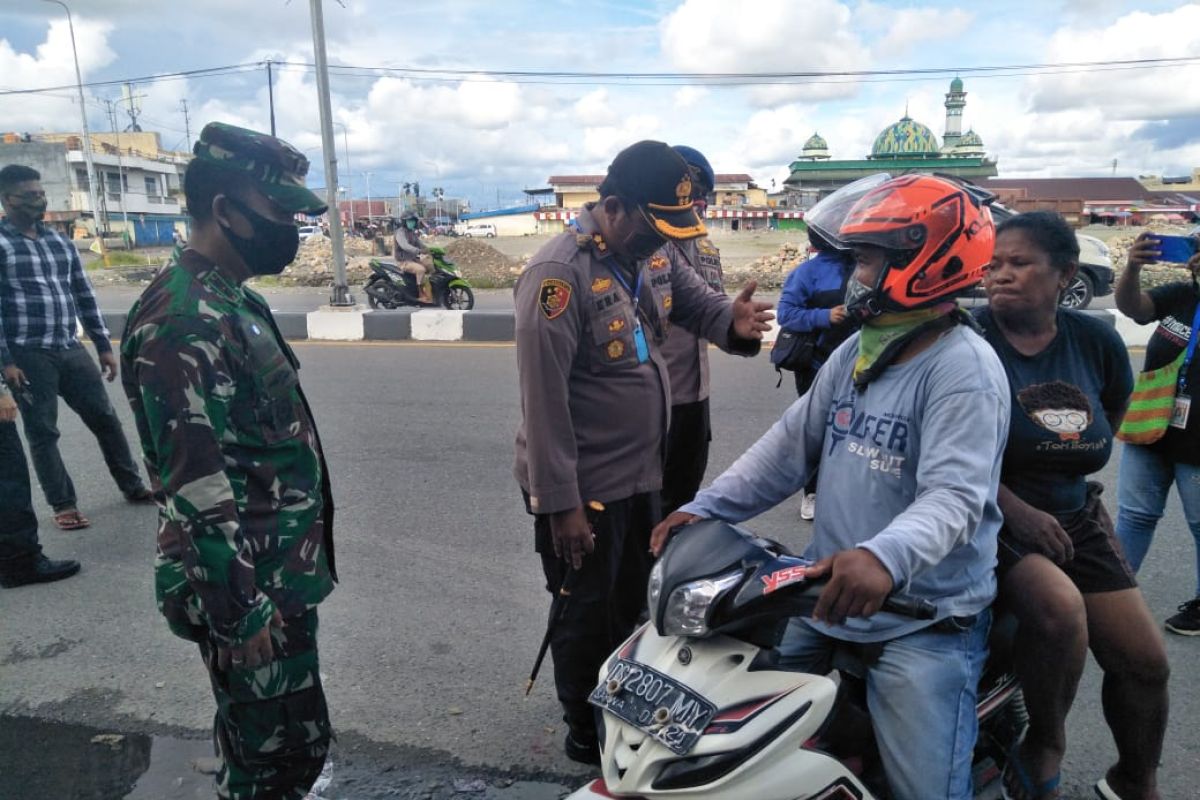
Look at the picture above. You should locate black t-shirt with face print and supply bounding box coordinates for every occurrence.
[1143,281,1200,466]
[975,307,1134,516]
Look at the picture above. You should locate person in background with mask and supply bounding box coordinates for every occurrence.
[657,145,725,515]
[513,140,773,765]
[0,164,152,531]
[121,123,338,800]
[394,211,432,303]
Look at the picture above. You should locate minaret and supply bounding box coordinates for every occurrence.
[944,76,966,149]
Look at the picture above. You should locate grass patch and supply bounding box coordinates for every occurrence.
[96,251,156,268]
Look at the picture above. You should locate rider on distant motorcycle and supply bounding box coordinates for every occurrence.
[394,211,432,303]
[653,174,1010,800]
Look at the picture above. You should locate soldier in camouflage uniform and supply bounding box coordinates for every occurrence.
[121,123,336,800]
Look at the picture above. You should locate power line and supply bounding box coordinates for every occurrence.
[1,55,1198,98]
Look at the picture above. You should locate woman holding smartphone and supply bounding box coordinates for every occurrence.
[1115,232,1200,635]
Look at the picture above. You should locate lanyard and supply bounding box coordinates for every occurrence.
[608,264,644,317]
[1179,300,1200,392]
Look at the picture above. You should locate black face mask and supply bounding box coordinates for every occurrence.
[219,196,299,276]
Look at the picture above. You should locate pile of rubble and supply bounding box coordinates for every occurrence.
[723,242,807,289]
[439,238,524,287]
[1104,225,1195,289]
[283,235,379,286]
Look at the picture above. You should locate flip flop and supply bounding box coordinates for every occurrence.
[1094,778,1122,800]
[53,509,90,531]
[1002,740,1061,800]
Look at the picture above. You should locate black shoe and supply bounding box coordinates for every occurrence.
[0,556,81,588]
[124,486,154,504]
[564,730,600,766]
[1165,598,1200,636]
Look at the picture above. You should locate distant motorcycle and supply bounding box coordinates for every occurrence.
[364,246,475,310]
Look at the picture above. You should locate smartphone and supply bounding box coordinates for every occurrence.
[1155,235,1199,264]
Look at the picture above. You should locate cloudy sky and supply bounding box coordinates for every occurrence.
[1,0,1198,209]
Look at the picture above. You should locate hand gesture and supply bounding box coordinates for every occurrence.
[807,548,895,625]
[649,511,702,556]
[550,506,596,570]
[731,281,775,340]
[829,305,848,326]
[217,609,283,671]
[1126,233,1161,271]
[0,393,17,423]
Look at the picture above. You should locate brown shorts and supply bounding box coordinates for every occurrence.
[997,481,1137,594]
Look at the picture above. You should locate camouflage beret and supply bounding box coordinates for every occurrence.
[193,122,327,215]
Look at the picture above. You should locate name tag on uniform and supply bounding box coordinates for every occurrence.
[633,322,650,364]
[1170,394,1191,429]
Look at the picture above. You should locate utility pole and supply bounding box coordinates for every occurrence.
[365,171,372,224]
[266,59,277,137]
[42,0,107,262]
[180,99,192,151]
[308,0,352,306]
[103,98,130,243]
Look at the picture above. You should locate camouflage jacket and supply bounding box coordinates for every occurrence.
[121,249,336,647]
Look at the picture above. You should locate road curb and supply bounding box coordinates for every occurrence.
[101,307,1147,346]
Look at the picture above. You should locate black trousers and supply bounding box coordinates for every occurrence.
[534,492,660,736]
[11,343,143,511]
[661,399,712,515]
[0,421,41,567]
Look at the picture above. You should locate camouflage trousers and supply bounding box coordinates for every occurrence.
[198,609,331,800]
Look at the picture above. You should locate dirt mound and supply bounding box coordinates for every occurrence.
[283,235,379,286]
[1105,225,1194,289]
[441,238,523,287]
[723,242,807,289]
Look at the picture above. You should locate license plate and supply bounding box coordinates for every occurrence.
[588,658,717,756]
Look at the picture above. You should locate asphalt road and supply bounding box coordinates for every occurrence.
[0,343,1195,800]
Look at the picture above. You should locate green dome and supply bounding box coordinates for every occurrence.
[950,76,964,92]
[803,132,828,151]
[870,115,941,159]
[958,129,983,148]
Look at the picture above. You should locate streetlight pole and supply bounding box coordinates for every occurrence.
[333,121,352,216]
[364,171,372,224]
[307,0,353,306]
[42,0,107,264]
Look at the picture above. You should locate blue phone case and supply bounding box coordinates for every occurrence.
[1157,235,1198,264]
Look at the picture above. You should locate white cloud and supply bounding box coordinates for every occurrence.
[581,114,663,162]
[660,0,870,106]
[673,86,709,110]
[1027,5,1200,120]
[0,17,117,132]
[858,5,974,57]
[574,88,616,127]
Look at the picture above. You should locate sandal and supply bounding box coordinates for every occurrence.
[1002,741,1061,800]
[53,509,91,531]
[1093,778,1124,799]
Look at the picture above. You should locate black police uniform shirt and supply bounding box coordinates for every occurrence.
[975,307,1133,516]
[1143,281,1200,465]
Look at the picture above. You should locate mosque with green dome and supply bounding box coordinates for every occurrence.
[783,78,997,203]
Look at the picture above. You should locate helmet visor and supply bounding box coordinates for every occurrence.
[804,173,893,250]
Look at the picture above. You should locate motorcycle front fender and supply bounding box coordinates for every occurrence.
[447,278,472,289]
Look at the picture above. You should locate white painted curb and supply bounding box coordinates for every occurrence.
[306,307,365,341]
[411,309,465,341]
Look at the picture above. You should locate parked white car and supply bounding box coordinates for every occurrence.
[298,225,323,242]
[463,223,497,238]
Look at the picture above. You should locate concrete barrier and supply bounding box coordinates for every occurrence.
[101,307,1149,347]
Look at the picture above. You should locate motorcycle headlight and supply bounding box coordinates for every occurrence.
[647,559,665,613]
[662,569,742,637]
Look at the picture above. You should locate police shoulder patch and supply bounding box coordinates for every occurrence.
[539,278,572,320]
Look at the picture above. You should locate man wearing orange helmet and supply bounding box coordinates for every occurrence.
[653,174,1010,799]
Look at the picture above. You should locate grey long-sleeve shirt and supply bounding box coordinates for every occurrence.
[682,324,1010,642]
[513,210,758,515]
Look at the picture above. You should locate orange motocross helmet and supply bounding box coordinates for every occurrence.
[818,174,996,318]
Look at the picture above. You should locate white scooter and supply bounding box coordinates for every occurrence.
[565,520,1026,800]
